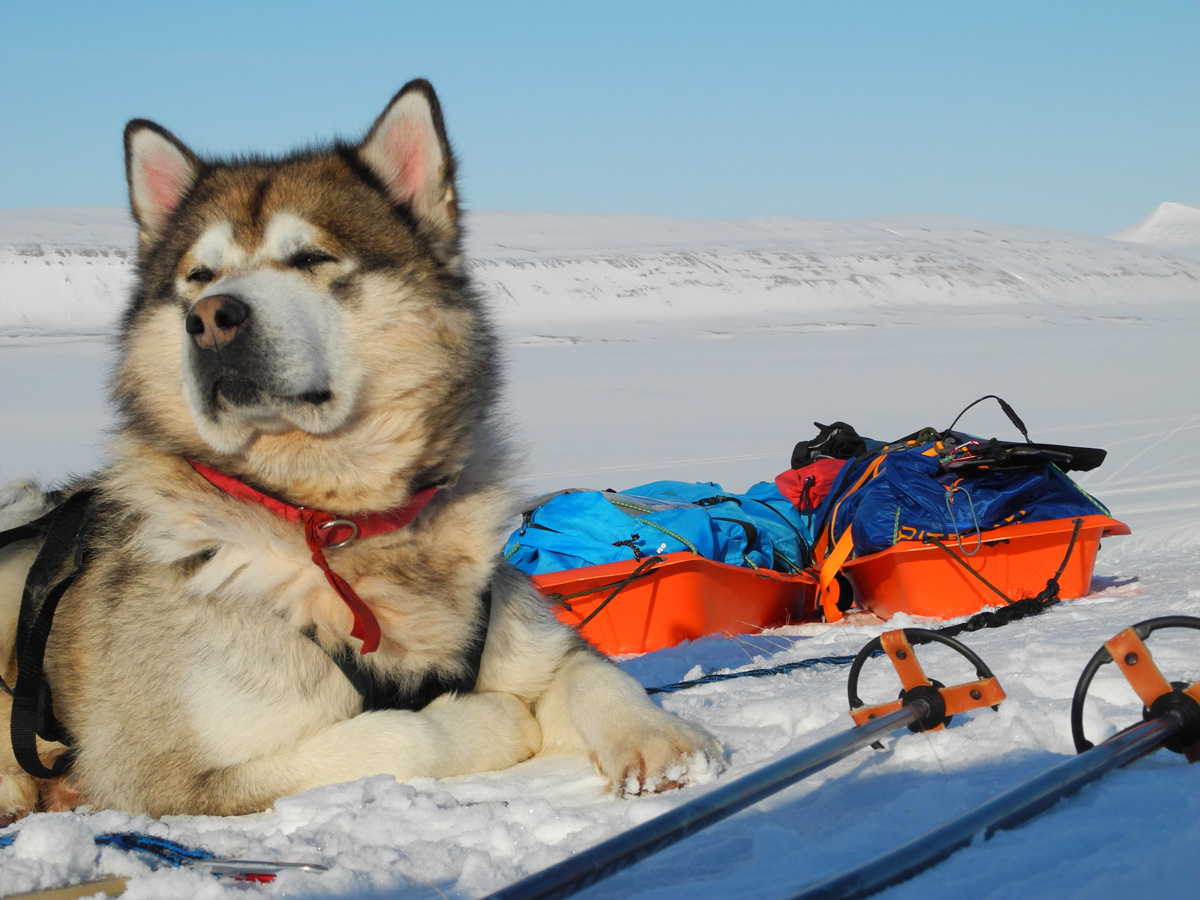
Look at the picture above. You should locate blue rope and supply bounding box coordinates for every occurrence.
[93,832,216,865]
[646,650,885,694]
[0,830,214,865]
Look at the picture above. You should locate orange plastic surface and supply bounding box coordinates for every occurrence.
[849,697,908,725]
[1106,628,1176,709]
[848,677,1005,727]
[840,514,1130,620]
[881,630,931,692]
[535,552,818,656]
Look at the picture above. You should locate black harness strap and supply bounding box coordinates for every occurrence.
[5,489,97,778]
[312,587,493,712]
[0,524,39,557]
[0,522,41,693]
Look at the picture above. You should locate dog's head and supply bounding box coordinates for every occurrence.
[116,81,499,510]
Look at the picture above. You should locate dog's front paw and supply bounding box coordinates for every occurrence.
[0,768,38,825]
[592,711,723,797]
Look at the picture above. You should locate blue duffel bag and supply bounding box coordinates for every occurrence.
[504,481,813,577]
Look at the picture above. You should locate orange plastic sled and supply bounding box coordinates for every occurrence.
[839,514,1130,620]
[534,553,818,656]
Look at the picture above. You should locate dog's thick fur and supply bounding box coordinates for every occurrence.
[0,80,720,819]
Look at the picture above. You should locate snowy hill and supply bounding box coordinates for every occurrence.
[0,207,135,333]
[467,209,1200,333]
[1109,201,1200,259]
[2,206,1199,337]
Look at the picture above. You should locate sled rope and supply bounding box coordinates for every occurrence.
[545,556,665,613]
[646,651,869,694]
[576,557,665,628]
[921,535,1015,606]
[647,524,1083,696]
[924,516,1083,614]
[941,479,983,555]
[646,591,1065,694]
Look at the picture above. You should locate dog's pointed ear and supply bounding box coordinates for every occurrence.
[358,80,460,255]
[125,120,201,246]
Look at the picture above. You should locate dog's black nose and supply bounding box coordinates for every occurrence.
[186,295,250,351]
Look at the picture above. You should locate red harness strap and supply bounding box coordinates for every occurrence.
[187,460,439,654]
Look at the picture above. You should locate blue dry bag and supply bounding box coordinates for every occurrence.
[504,481,813,577]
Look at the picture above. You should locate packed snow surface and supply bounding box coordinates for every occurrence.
[0,207,1197,899]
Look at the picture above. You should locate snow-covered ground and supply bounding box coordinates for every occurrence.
[0,205,1197,899]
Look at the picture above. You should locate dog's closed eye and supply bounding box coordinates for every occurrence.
[186,267,216,285]
[288,250,338,271]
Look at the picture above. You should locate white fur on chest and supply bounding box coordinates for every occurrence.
[134,485,334,629]
[120,465,490,663]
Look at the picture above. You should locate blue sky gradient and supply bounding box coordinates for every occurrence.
[1,0,1195,234]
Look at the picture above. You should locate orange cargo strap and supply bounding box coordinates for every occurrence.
[815,453,889,621]
[818,529,856,623]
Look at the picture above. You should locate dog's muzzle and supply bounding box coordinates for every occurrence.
[183,291,333,414]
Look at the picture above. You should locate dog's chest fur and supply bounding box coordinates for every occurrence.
[44,449,509,762]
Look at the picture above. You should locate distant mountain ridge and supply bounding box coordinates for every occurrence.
[1,206,1198,336]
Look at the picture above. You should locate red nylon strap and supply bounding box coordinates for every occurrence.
[187,459,439,654]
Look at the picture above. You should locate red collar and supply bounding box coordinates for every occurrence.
[187,459,440,654]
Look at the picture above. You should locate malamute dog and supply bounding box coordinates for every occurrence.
[0,80,720,819]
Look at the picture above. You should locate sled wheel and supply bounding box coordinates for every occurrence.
[1070,615,1200,756]
[847,628,1005,732]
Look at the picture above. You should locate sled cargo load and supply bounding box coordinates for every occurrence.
[508,398,1128,655]
[505,482,819,654]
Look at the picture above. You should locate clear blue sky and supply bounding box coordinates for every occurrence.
[1,1,1195,235]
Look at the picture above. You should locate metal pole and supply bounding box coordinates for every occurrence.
[486,705,923,900]
[786,713,1183,900]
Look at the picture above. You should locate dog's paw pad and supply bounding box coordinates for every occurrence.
[597,717,724,797]
[619,747,722,796]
